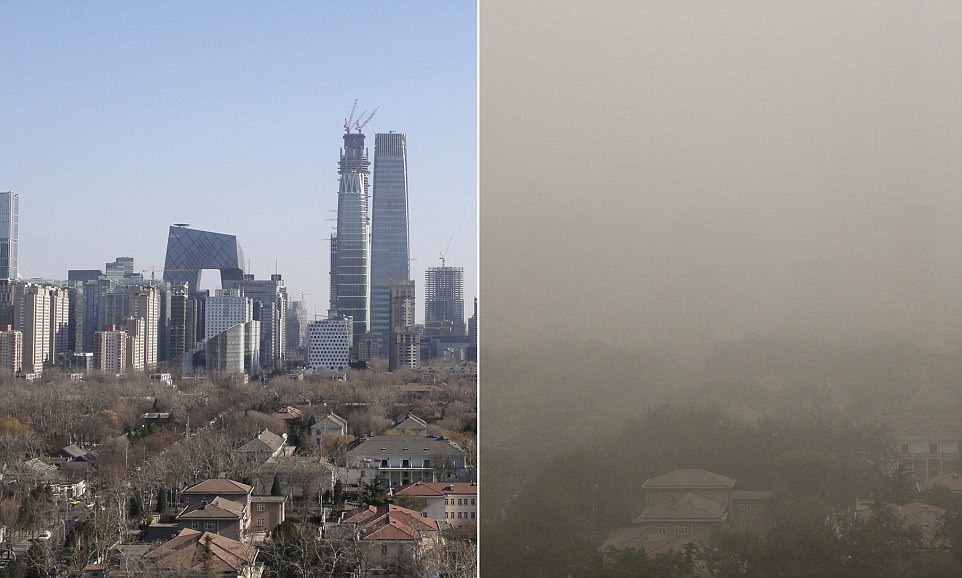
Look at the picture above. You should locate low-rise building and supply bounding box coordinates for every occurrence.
[393,481,477,527]
[347,435,470,488]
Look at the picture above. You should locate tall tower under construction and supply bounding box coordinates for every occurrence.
[424,266,465,337]
[370,132,411,348]
[329,115,372,347]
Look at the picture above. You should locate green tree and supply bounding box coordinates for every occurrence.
[358,474,390,507]
[154,488,169,514]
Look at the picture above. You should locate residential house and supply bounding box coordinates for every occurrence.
[877,413,962,480]
[236,430,287,466]
[180,479,253,539]
[347,435,470,488]
[393,481,478,527]
[249,495,286,537]
[392,414,428,436]
[602,469,773,556]
[309,412,348,443]
[137,528,262,577]
[176,496,246,541]
[339,503,442,576]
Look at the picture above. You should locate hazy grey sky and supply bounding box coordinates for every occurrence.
[482,1,962,348]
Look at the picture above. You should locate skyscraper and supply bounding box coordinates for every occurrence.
[330,130,370,347]
[424,266,465,336]
[0,192,19,281]
[370,133,410,348]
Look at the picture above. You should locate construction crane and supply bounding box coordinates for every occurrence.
[354,106,379,133]
[439,236,453,267]
[343,99,358,133]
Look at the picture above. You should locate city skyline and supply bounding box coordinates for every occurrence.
[1,3,477,322]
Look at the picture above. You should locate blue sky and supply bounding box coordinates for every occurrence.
[1,2,476,321]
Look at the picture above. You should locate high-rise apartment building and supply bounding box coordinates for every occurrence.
[330,130,370,347]
[0,192,18,282]
[424,266,465,337]
[0,326,22,373]
[370,133,410,348]
[128,284,160,370]
[389,280,419,371]
[49,286,70,364]
[16,283,51,374]
[93,326,127,374]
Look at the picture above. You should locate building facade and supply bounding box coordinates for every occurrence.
[93,326,127,374]
[389,280,419,371]
[224,274,288,369]
[16,283,51,374]
[370,132,410,349]
[0,327,22,373]
[307,317,350,373]
[205,289,253,341]
[0,192,18,282]
[424,266,465,337]
[330,130,371,347]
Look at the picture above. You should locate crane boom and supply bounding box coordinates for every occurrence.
[344,99,358,133]
[354,106,379,132]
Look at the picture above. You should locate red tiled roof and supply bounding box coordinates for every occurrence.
[342,504,438,541]
[182,478,252,496]
[142,529,257,574]
[274,406,305,420]
[642,469,735,489]
[394,481,478,497]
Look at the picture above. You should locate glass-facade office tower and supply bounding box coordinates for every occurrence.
[0,192,19,281]
[370,133,410,348]
[330,131,370,346]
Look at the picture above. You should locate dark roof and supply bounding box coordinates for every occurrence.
[237,430,285,454]
[182,479,252,496]
[642,469,735,489]
[177,496,244,520]
[347,435,466,458]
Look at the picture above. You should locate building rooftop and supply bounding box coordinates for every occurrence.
[394,481,478,497]
[182,478,253,496]
[142,528,257,575]
[341,504,438,541]
[177,496,245,520]
[642,469,735,489]
[636,492,728,522]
